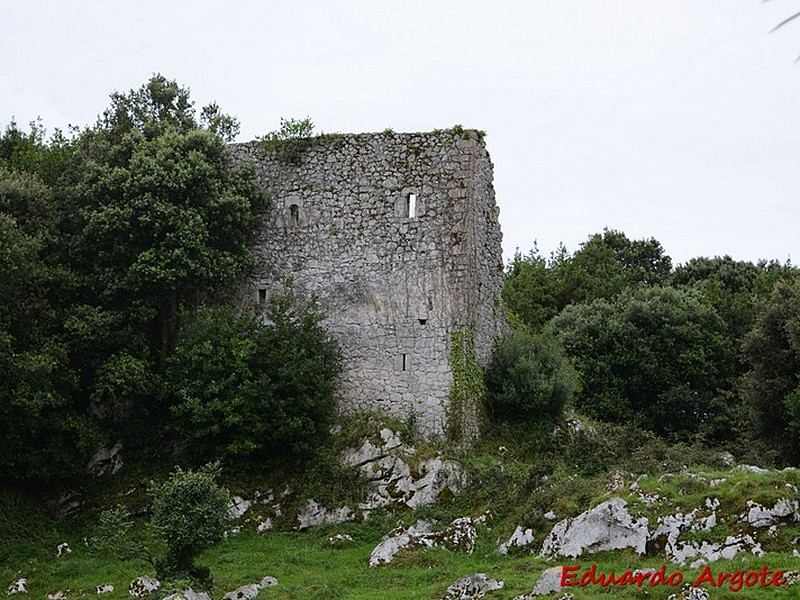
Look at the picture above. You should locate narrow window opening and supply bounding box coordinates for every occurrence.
[408,193,417,219]
[288,204,300,227]
[258,288,267,304]
[402,353,408,371]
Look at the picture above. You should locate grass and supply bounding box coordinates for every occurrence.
[2,415,799,599]
[3,525,799,599]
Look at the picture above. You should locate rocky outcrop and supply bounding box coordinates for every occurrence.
[498,526,535,555]
[539,498,649,558]
[296,500,354,530]
[342,428,464,516]
[369,517,480,566]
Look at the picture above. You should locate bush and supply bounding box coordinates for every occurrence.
[166,293,341,469]
[484,331,578,428]
[151,465,230,586]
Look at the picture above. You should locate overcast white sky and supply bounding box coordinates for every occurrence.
[3,1,799,266]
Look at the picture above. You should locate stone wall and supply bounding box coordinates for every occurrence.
[231,129,505,437]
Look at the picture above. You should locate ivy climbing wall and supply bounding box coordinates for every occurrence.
[231,129,506,438]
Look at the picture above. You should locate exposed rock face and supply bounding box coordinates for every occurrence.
[442,574,503,599]
[128,576,160,598]
[539,498,649,558]
[296,499,354,530]
[743,498,799,527]
[163,590,210,600]
[86,442,123,477]
[369,517,479,566]
[341,428,465,515]
[233,129,506,438]
[498,526,535,555]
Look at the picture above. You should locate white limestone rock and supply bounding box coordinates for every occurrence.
[256,518,272,532]
[95,586,114,595]
[735,464,769,475]
[443,574,503,599]
[228,496,252,520]
[296,499,354,530]
[259,577,278,588]
[498,526,535,555]
[369,520,434,566]
[46,591,69,600]
[744,498,799,527]
[6,580,27,596]
[56,543,71,557]
[129,576,160,598]
[163,591,211,600]
[530,566,564,596]
[222,584,260,600]
[539,498,649,558]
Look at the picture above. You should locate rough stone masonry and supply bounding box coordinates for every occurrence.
[231,129,505,437]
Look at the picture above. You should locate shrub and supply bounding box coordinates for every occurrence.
[166,293,341,469]
[484,331,578,428]
[151,465,230,586]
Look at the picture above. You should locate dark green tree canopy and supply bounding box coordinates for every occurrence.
[550,286,734,441]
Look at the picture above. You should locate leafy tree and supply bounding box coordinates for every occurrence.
[485,330,578,428]
[151,465,230,586]
[550,286,735,441]
[0,168,98,479]
[166,293,342,469]
[61,75,265,368]
[0,119,75,186]
[741,279,800,464]
[503,230,672,331]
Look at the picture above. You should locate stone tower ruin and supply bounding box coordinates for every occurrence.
[231,129,505,437]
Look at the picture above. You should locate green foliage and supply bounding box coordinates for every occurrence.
[0,119,76,185]
[151,465,230,585]
[741,278,800,464]
[0,167,98,480]
[63,76,265,370]
[90,506,153,565]
[550,286,735,441]
[446,329,485,444]
[166,293,342,469]
[260,117,316,165]
[504,230,672,331]
[484,331,578,429]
